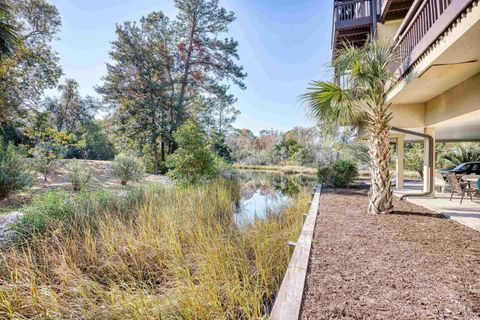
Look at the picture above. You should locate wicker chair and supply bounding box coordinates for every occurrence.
[445,172,475,204]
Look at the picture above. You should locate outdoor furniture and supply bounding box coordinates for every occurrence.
[434,171,446,194]
[462,175,479,196]
[446,173,475,204]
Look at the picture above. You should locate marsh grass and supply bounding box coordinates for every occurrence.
[0,179,309,319]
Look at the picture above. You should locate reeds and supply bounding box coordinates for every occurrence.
[0,179,309,319]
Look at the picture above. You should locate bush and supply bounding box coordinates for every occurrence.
[0,142,32,199]
[112,153,145,186]
[14,190,123,237]
[166,121,217,184]
[317,163,333,185]
[67,160,92,191]
[317,159,358,187]
[17,191,75,235]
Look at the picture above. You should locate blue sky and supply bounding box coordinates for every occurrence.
[50,0,333,133]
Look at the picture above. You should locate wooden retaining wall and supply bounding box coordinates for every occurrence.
[269,185,322,320]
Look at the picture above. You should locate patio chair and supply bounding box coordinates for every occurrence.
[445,172,475,204]
[434,171,446,194]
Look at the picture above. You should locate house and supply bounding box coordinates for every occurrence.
[332,0,480,194]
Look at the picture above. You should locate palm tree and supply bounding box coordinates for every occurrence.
[0,0,18,57]
[441,143,480,167]
[302,39,399,214]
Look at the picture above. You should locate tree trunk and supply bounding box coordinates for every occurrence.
[367,115,393,214]
[161,140,165,162]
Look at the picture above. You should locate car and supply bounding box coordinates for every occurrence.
[441,162,480,176]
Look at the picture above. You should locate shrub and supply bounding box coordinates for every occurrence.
[14,190,122,237]
[166,121,216,184]
[0,142,32,199]
[317,159,358,187]
[67,160,92,191]
[112,153,145,186]
[16,190,75,235]
[316,163,333,185]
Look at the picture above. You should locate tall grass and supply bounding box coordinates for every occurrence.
[0,179,309,319]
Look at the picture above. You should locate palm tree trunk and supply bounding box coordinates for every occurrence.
[367,114,393,214]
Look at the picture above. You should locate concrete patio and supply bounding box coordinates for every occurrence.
[394,181,480,232]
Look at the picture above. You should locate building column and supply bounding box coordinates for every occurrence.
[396,134,405,190]
[423,127,436,195]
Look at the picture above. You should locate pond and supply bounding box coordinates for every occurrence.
[235,170,316,224]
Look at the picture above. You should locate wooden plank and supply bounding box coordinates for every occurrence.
[269,185,322,320]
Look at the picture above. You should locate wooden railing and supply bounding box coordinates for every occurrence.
[394,0,473,76]
[334,0,373,28]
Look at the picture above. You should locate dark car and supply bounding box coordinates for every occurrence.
[441,162,480,176]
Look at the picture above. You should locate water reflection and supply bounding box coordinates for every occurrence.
[234,170,315,224]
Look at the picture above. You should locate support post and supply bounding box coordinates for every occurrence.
[423,127,436,196]
[396,134,405,190]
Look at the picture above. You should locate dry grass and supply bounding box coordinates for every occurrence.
[0,179,309,319]
[234,164,316,175]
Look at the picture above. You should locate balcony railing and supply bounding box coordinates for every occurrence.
[334,0,373,29]
[394,0,473,76]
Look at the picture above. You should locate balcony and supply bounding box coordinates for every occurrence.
[394,0,474,77]
[332,0,374,50]
[380,0,415,22]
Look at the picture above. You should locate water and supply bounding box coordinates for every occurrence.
[234,170,316,224]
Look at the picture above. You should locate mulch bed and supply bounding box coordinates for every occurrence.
[301,188,480,320]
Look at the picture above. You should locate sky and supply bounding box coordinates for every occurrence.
[49,0,334,134]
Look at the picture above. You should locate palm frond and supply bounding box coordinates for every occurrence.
[0,0,18,57]
[300,81,365,127]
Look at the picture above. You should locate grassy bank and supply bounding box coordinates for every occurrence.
[0,179,309,319]
[234,165,421,181]
[234,164,316,175]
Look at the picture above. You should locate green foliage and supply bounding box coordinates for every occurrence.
[0,0,62,125]
[440,142,480,167]
[112,153,145,186]
[79,121,115,160]
[97,0,245,166]
[211,131,234,163]
[17,190,75,235]
[67,160,92,192]
[0,0,18,57]
[317,164,332,185]
[14,189,130,237]
[30,127,75,182]
[166,121,216,184]
[0,141,32,199]
[43,79,102,133]
[404,143,424,178]
[317,159,358,187]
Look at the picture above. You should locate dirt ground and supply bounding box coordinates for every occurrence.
[0,160,169,213]
[301,188,480,320]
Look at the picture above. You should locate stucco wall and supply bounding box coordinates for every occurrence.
[425,73,480,126]
[377,19,403,43]
[390,103,425,128]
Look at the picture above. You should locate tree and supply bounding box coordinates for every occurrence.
[43,79,101,133]
[0,141,32,199]
[166,120,216,184]
[27,112,75,182]
[79,121,115,160]
[98,0,245,172]
[98,12,175,173]
[302,39,399,214]
[0,0,18,57]
[441,142,480,167]
[173,0,246,123]
[0,0,62,128]
[404,143,424,178]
